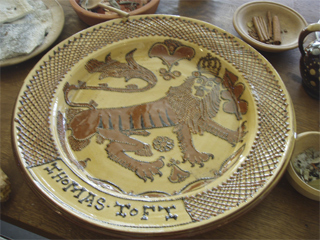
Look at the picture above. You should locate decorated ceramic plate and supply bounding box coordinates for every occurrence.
[12,15,295,238]
[0,0,64,67]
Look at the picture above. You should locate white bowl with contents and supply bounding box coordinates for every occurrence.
[286,131,320,201]
[233,1,308,52]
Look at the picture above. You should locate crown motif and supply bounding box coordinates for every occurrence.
[197,53,221,77]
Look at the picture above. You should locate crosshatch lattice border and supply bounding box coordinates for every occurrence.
[13,15,294,229]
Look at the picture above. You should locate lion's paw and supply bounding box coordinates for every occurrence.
[135,157,164,182]
[183,151,214,167]
[135,144,153,157]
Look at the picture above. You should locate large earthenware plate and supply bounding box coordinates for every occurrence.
[12,15,295,238]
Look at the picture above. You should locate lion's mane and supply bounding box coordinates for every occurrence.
[166,75,221,134]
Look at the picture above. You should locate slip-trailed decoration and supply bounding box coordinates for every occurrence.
[13,15,293,235]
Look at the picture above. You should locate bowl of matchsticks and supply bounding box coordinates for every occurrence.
[233,1,308,52]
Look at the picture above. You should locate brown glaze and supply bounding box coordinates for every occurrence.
[65,69,246,181]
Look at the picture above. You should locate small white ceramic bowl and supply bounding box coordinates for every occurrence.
[233,1,308,52]
[286,131,320,201]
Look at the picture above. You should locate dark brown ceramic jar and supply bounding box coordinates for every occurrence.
[299,23,320,99]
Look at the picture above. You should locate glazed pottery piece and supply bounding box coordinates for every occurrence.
[69,0,160,25]
[299,23,320,99]
[0,0,65,67]
[80,0,129,17]
[12,15,295,238]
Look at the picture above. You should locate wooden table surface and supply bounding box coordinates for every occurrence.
[1,0,319,239]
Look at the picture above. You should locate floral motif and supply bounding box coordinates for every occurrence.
[167,159,190,183]
[149,39,195,80]
[152,136,174,152]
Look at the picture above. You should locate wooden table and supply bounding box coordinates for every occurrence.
[1,0,319,239]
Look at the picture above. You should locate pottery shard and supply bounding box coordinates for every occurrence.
[0,0,33,24]
[0,0,52,60]
[0,23,46,60]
